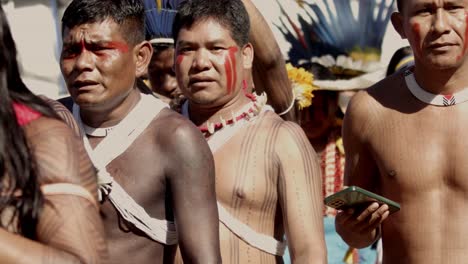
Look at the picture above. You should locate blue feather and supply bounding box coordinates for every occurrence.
[143,0,184,41]
[276,0,396,64]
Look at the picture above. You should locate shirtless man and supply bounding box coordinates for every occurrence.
[0,5,107,263]
[59,0,221,263]
[173,0,326,263]
[336,0,468,263]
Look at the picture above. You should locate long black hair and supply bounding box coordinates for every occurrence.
[0,5,58,238]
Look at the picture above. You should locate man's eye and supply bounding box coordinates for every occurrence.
[178,47,193,53]
[62,46,81,57]
[90,45,109,52]
[416,7,432,15]
[446,5,464,12]
[210,47,225,54]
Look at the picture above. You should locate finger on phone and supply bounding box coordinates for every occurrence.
[356,202,379,222]
[368,204,389,225]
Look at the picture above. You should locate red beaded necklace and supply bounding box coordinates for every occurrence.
[198,92,259,136]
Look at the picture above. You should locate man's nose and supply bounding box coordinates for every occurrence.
[192,49,211,70]
[74,49,94,72]
[433,8,451,34]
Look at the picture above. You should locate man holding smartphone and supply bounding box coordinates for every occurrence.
[336,0,468,263]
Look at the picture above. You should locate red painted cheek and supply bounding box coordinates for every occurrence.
[106,41,129,53]
[224,47,238,94]
[176,54,184,65]
[412,23,422,57]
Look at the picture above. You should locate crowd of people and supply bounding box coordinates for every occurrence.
[0,0,467,263]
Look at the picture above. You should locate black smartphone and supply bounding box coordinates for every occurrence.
[324,186,400,214]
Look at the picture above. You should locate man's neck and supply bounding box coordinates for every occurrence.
[80,89,141,128]
[188,91,252,127]
[413,60,468,95]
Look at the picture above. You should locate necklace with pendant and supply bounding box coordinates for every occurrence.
[404,69,468,106]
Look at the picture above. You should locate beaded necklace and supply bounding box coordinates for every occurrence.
[182,92,267,137]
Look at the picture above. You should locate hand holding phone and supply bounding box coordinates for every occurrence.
[324,186,400,214]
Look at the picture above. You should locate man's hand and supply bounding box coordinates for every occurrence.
[335,202,389,249]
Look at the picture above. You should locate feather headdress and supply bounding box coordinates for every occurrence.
[143,0,184,45]
[277,0,396,90]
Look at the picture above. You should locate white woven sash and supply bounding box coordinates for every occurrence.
[182,101,286,256]
[73,94,178,245]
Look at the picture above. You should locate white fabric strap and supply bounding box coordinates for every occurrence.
[73,94,178,245]
[218,205,286,256]
[41,183,98,209]
[183,101,286,255]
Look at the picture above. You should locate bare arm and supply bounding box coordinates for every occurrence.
[0,118,108,263]
[275,121,326,263]
[242,0,296,122]
[335,91,388,248]
[166,118,221,264]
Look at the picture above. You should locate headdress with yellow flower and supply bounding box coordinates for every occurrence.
[278,0,396,93]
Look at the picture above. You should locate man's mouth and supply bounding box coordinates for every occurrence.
[428,42,456,51]
[73,80,99,89]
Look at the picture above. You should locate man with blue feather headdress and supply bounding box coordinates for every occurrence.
[145,0,184,106]
[277,0,398,263]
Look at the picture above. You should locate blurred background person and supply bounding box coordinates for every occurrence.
[144,0,183,105]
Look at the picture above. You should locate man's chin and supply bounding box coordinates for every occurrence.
[190,97,219,106]
[424,54,465,70]
[72,94,101,109]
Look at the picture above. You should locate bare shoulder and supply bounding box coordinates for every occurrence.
[345,73,406,136]
[41,95,80,136]
[257,110,312,151]
[23,116,95,189]
[355,71,408,113]
[154,108,207,147]
[152,108,214,181]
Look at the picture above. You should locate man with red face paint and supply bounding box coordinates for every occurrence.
[58,0,221,263]
[144,0,296,122]
[336,0,468,263]
[173,0,326,263]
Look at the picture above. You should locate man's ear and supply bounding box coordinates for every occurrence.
[391,12,407,39]
[134,40,153,78]
[241,43,254,70]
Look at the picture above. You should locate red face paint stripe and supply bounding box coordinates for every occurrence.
[106,41,129,53]
[225,55,233,94]
[81,38,85,53]
[229,47,238,94]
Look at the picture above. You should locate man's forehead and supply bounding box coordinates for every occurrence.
[63,19,122,42]
[177,19,234,44]
[405,0,467,7]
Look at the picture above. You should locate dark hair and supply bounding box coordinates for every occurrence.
[61,0,145,45]
[172,0,250,46]
[0,5,58,239]
[386,46,413,76]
